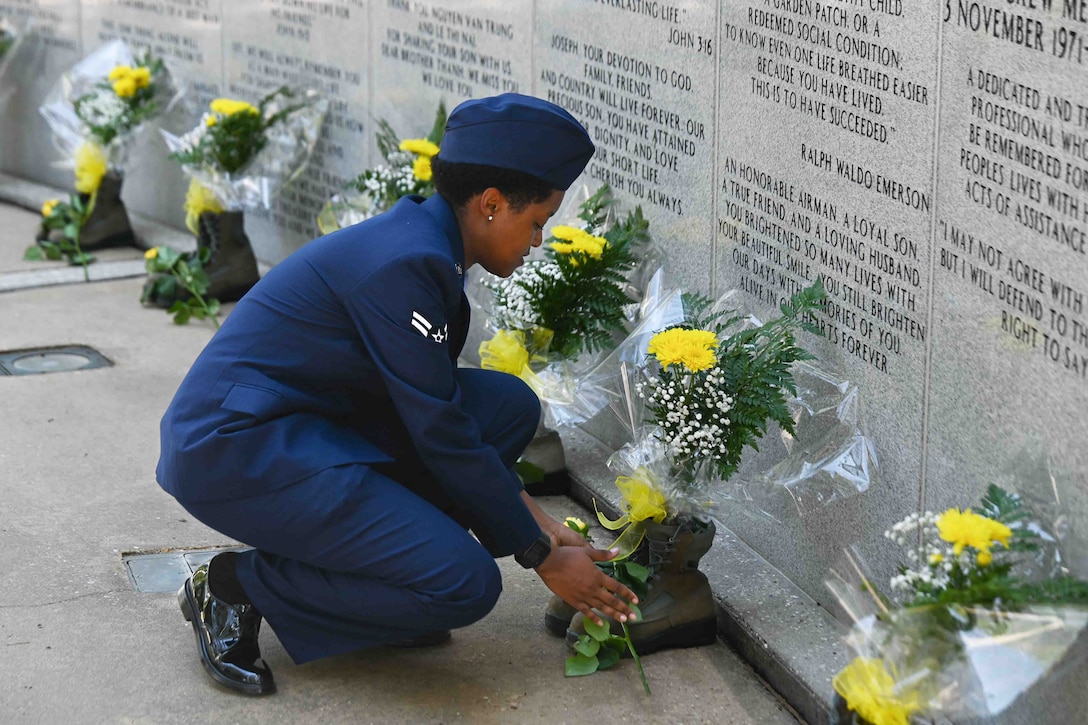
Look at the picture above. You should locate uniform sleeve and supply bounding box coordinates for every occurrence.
[343,252,541,557]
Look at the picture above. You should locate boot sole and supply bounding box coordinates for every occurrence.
[544,612,571,637]
[177,580,276,696]
[567,615,718,656]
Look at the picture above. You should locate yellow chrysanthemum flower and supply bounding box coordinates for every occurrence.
[130,66,151,89]
[549,225,584,242]
[209,98,259,117]
[41,199,60,218]
[549,225,608,262]
[412,154,433,182]
[108,65,132,82]
[144,247,159,260]
[183,179,224,236]
[112,76,138,98]
[399,138,440,158]
[74,142,108,194]
[647,327,720,372]
[936,508,1012,556]
[977,549,993,566]
[615,473,669,524]
[833,658,920,725]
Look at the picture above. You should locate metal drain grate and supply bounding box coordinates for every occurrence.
[0,345,113,376]
[123,547,250,593]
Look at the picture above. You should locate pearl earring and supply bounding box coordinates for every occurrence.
[488,215,493,222]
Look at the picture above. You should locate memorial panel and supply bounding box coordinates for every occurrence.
[79,0,226,227]
[927,1,1088,571]
[369,0,532,161]
[222,0,369,263]
[715,0,941,608]
[0,0,82,188]
[534,0,718,294]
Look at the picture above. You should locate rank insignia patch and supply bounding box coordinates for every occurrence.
[411,310,433,337]
[411,311,448,343]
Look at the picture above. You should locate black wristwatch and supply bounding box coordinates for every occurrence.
[514,533,552,569]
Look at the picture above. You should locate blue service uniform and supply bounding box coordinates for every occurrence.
[157,194,544,663]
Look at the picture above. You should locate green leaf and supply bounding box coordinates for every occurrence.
[595,644,621,670]
[167,299,186,314]
[172,306,191,325]
[43,244,64,260]
[564,653,600,677]
[68,253,96,266]
[63,223,79,240]
[514,458,546,485]
[620,562,650,584]
[584,617,612,642]
[23,245,45,261]
[573,637,600,657]
[206,298,221,316]
[628,602,643,621]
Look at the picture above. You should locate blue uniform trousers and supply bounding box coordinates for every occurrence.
[178,369,541,664]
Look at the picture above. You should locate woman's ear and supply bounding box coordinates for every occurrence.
[477,187,508,220]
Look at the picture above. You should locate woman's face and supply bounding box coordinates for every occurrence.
[466,188,565,277]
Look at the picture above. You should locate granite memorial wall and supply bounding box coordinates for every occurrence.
[1,1,1086,617]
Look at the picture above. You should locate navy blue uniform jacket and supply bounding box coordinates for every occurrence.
[157,194,540,557]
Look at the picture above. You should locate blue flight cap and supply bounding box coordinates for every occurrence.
[436,93,594,190]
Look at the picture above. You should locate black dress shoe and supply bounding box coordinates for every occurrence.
[177,564,276,695]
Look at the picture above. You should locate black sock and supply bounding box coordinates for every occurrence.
[207,552,252,606]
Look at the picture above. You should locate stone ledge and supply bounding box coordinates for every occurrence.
[560,425,851,725]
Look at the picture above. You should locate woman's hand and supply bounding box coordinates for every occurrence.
[543,518,594,549]
[534,545,638,627]
[518,491,594,550]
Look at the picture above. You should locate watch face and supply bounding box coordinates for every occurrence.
[517,535,551,568]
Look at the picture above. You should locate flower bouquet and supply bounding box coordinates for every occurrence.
[826,482,1088,724]
[474,185,659,494]
[31,40,180,276]
[147,86,326,316]
[316,102,446,234]
[558,282,827,673]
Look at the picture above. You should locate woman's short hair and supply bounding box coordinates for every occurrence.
[432,158,556,211]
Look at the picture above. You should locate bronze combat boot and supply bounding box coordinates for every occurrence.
[565,520,718,655]
[143,210,260,308]
[37,172,137,250]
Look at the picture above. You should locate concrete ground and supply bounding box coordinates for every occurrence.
[0,197,801,724]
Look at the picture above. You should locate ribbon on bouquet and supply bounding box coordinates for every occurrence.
[594,467,668,560]
[478,327,555,394]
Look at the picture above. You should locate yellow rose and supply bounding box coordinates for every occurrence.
[112,76,138,98]
[74,142,108,194]
[144,247,159,260]
[41,199,60,218]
